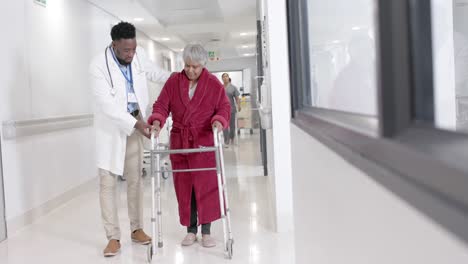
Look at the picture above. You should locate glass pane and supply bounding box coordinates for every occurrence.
[306,0,378,117]
[432,0,468,132]
[304,0,377,116]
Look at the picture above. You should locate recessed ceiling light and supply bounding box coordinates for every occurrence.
[134,18,144,22]
[161,37,171,41]
[240,32,248,36]
[241,45,249,48]
[352,26,361,30]
[243,53,255,57]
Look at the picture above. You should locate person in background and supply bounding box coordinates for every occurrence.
[222,73,241,146]
[89,21,172,257]
[329,32,377,116]
[148,44,231,248]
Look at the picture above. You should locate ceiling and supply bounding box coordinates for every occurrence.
[87,0,258,59]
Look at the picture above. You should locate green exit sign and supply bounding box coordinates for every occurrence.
[34,0,47,7]
[208,51,219,61]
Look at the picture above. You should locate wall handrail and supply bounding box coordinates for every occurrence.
[2,114,93,140]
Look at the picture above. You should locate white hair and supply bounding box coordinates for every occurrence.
[183,44,208,66]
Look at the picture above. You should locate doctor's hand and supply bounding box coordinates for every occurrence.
[135,120,152,139]
[212,120,223,133]
[151,120,161,138]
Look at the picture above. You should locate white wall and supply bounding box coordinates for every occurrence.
[0,0,107,232]
[207,56,256,71]
[137,33,179,109]
[290,124,468,264]
[0,0,175,233]
[0,0,28,238]
[261,0,294,232]
[1,0,30,121]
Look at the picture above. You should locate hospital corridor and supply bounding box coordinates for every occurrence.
[2,0,468,264]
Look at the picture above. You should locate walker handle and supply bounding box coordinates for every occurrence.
[212,126,224,146]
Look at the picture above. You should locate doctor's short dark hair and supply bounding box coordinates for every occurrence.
[111,21,136,41]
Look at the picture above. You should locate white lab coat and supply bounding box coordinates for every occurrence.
[89,46,170,175]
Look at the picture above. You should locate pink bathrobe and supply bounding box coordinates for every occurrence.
[147,68,230,226]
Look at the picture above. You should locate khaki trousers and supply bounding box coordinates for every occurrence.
[99,130,143,241]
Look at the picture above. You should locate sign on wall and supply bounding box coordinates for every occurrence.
[208,51,220,61]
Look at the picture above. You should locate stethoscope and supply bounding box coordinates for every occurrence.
[104,46,116,96]
[105,45,142,96]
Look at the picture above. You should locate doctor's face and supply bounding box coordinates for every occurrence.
[184,59,204,81]
[112,38,137,65]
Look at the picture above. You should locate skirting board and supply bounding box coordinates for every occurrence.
[6,177,98,235]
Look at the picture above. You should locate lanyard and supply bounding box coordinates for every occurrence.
[121,65,133,85]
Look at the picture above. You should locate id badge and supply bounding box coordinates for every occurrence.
[128,93,138,103]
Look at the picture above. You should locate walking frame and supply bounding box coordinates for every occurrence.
[147,127,234,262]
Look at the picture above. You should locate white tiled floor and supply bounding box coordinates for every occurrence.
[0,132,295,264]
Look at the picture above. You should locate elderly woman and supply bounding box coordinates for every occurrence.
[147,44,231,248]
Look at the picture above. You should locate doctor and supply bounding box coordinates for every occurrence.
[89,21,171,257]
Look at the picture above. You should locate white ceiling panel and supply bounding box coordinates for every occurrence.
[87,0,257,58]
[138,0,224,25]
[218,0,257,18]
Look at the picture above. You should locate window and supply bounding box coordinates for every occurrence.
[289,0,380,137]
[431,0,468,133]
[306,0,378,117]
[288,0,468,245]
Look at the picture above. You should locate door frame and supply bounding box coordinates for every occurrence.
[0,139,7,242]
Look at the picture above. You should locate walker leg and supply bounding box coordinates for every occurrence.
[156,145,163,248]
[226,238,234,259]
[213,130,234,259]
[150,148,157,260]
[147,244,153,263]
